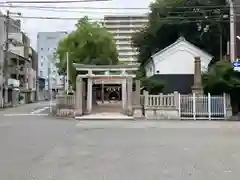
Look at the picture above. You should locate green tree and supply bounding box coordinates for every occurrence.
[142,77,165,94]
[132,0,229,66]
[56,16,118,85]
[203,60,240,115]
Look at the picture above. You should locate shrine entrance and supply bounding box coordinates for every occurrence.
[73,64,140,117]
[93,76,123,113]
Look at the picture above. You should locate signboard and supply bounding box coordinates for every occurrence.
[232,61,240,67]
[232,61,240,72]
[93,76,122,84]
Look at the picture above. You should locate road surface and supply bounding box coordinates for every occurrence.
[1,103,240,179]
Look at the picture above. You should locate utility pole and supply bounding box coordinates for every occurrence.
[229,0,236,62]
[3,10,10,105]
[66,52,69,94]
[48,58,52,113]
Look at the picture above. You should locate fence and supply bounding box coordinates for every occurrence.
[140,92,176,108]
[56,95,76,111]
[56,92,228,120]
[180,93,226,120]
[141,91,227,120]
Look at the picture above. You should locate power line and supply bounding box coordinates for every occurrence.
[0,5,147,14]
[0,4,148,9]
[0,4,230,13]
[1,0,111,4]
[0,4,231,15]
[0,14,235,22]
[0,3,236,9]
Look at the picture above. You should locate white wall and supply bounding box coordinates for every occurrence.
[154,50,208,75]
[147,42,211,77]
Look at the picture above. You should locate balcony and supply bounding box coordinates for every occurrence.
[9,45,24,57]
[8,65,26,75]
[9,32,24,44]
[117,46,136,51]
[105,24,143,29]
[118,51,138,56]
[114,36,132,41]
[116,40,132,45]
[109,29,138,34]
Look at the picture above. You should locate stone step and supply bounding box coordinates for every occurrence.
[75,112,134,120]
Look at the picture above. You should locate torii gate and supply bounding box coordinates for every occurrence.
[73,64,141,116]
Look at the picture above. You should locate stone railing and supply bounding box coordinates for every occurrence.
[56,95,76,117]
[135,91,180,120]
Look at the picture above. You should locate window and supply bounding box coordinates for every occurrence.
[41,62,43,67]
[41,56,43,59]
[41,48,43,50]
[40,71,43,77]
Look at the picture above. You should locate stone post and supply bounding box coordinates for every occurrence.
[133,79,142,118]
[192,56,203,94]
[126,76,133,116]
[75,75,83,116]
[121,77,127,114]
[135,79,141,107]
[86,77,92,114]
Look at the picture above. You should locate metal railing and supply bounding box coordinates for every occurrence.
[180,93,226,120]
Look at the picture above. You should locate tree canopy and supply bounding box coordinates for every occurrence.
[56,17,118,84]
[132,0,229,68]
[202,60,240,114]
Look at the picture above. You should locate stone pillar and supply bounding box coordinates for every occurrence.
[75,75,83,116]
[126,76,133,116]
[135,80,141,107]
[121,77,127,114]
[133,79,142,118]
[192,57,203,94]
[86,77,92,114]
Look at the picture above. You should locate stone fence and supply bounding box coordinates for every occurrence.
[134,91,179,120]
[134,91,230,120]
[55,92,230,120]
[56,95,76,117]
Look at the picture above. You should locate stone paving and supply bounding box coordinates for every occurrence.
[27,120,240,180]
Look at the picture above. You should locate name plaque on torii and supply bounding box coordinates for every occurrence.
[93,76,123,84]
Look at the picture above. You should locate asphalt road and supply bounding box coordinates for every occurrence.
[1,104,240,180]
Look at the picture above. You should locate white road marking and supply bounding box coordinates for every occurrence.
[31,107,49,114]
[4,113,48,117]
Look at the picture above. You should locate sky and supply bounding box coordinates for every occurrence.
[1,0,153,49]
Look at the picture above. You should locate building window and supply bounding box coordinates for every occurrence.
[41,62,43,66]
[40,71,43,77]
[41,48,43,50]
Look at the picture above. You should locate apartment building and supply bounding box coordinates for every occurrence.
[103,14,148,63]
[0,11,22,102]
[7,32,37,103]
[37,32,67,97]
